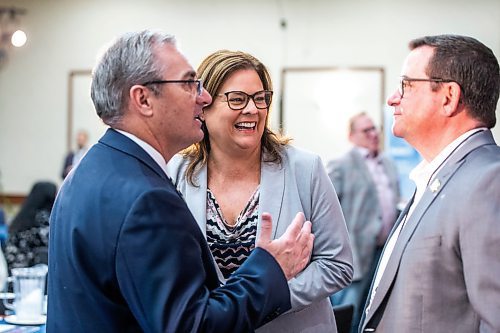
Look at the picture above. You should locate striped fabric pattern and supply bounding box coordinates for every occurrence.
[206,187,259,279]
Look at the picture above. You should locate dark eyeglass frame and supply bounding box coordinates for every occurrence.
[220,90,273,111]
[399,76,459,99]
[141,79,203,96]
[358,126,377,135]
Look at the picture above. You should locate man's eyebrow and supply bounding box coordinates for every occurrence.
[182,70,197,79]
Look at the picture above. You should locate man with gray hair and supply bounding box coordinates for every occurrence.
[48,30,314,332]
[360,34,500,332]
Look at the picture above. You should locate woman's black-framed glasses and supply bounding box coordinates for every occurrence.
[221,90,273,111]
[399,76,458,99]
[142,79,203,96]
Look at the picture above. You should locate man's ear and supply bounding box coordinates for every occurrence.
[442,82,462,117]
[129,85,154,117]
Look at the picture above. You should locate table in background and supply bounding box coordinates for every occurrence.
[0,317,45,333]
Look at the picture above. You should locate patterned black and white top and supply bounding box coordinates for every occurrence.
[5,209,50,269]
[206,187,259,279]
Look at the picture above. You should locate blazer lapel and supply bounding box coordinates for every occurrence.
[180,163,227,282]
[184,164,208,237]
[366,165,458,321]
[364,130,496,325]
[362,194,414,326]
[259,160,285,239]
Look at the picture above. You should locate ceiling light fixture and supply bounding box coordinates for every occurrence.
[0,7,27,67]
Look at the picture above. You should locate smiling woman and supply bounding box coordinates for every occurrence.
[167,49,353,333]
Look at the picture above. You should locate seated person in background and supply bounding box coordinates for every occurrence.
[61,129,89,179]
[5,181,56,268]
[168,49,353,332]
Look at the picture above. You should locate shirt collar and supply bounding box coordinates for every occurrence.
[410,127,487,187]
[115,129,169,177]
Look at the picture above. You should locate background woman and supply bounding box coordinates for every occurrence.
[5,181,56,269]
[168,50,353,332]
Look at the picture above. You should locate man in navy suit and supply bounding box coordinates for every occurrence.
[60,129,89,179]
[47,30,314,332]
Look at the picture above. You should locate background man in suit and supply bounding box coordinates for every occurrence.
[61,129,89,179]
[327,112,400,332]
[48,30,314,332]
[360,34,500,332]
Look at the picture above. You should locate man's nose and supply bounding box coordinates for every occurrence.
[387,88,401,106]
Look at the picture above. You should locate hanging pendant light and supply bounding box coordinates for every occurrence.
[11,29,27,47]
[0,7,27,67]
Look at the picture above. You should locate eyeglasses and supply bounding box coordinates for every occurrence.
[220,90,273,111]
[399,76,457,99]
[358,126,377,134]
[141,79,203,96]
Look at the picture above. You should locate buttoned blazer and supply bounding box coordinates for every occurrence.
[360,130,500,333]
[168,145,353,333]
[327,149,400,281]
[47,129,291,333]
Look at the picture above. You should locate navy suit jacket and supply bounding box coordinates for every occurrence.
[61,151,74,179]
[47,129,290,332]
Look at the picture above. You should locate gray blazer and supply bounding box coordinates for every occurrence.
[168,145,353,333]
[327,149,400,281]
[360,130,500,333]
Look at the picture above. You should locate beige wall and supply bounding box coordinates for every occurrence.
[0,0,499,193]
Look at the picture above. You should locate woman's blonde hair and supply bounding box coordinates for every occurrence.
[182,50,291,185]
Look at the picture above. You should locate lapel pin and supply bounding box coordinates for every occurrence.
[430,178,441,193]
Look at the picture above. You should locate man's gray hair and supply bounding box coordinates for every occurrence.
[90,30,176,126]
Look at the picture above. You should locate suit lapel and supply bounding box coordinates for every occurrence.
[260,160,285,239]
[363,130,496,327]
[362,194,414,327]
[366,158,463,321]
[99,128,168,181]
